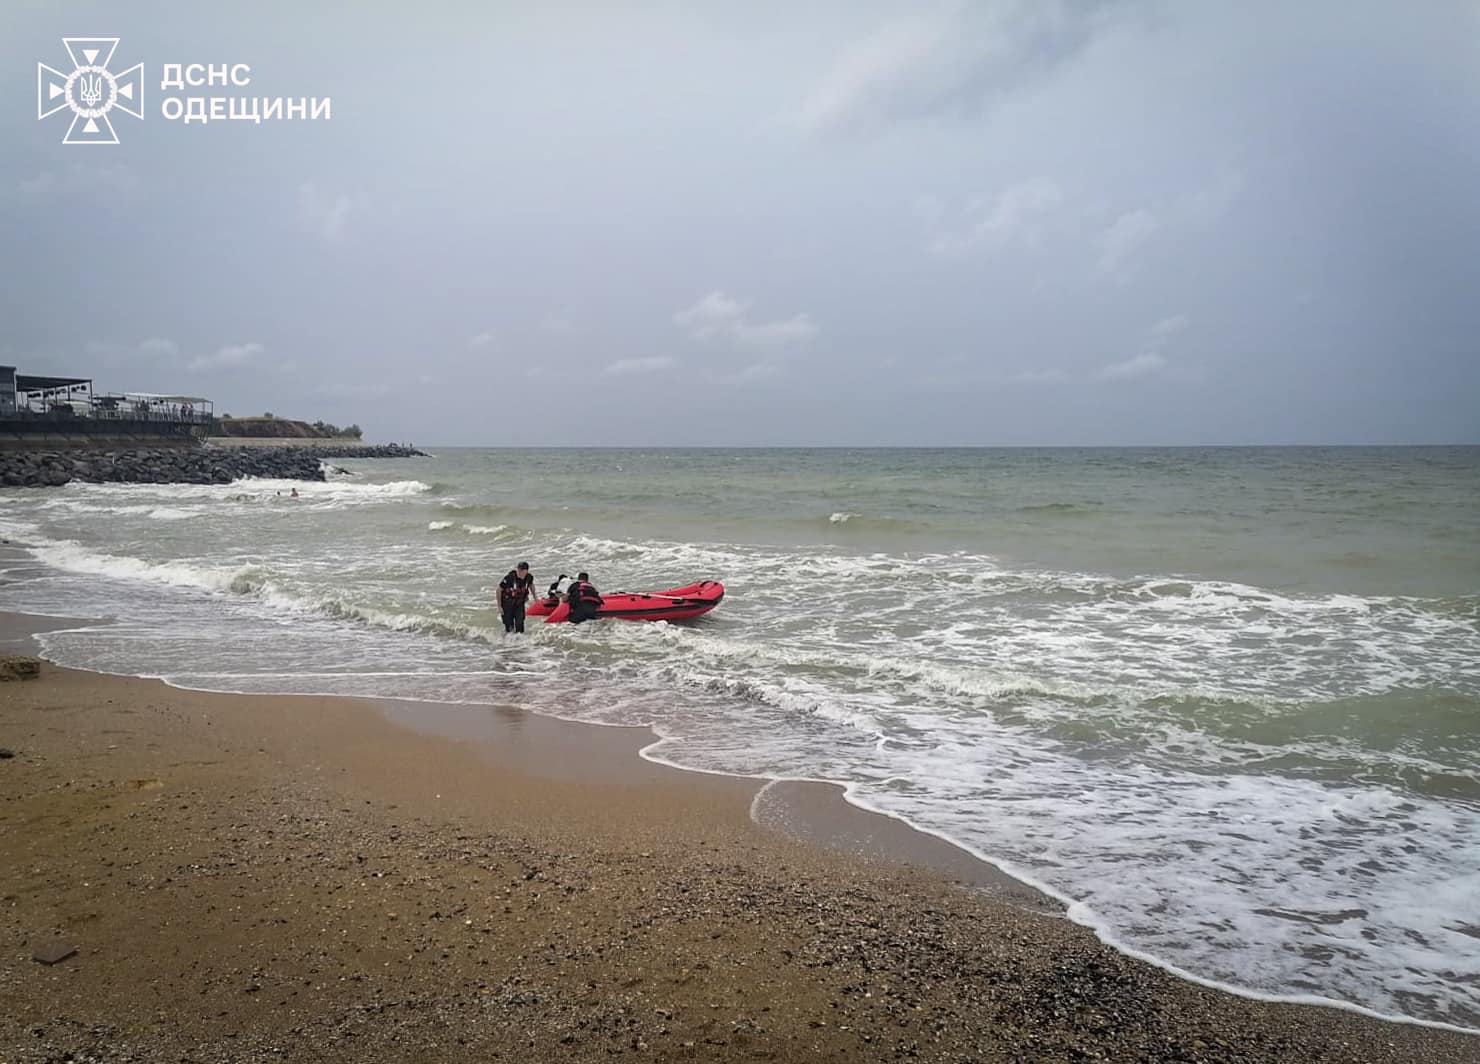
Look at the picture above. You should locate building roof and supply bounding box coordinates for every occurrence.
[16,374,93,392]
[112,393,211,404]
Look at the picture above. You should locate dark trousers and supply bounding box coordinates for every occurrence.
[568,601,599,625]
[501,600,526,633]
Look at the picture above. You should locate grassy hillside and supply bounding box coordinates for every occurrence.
[216,416,362,439]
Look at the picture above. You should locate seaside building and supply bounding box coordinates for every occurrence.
[0,365,213,449]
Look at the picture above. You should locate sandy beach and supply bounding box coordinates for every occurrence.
[0,613,1474,1063]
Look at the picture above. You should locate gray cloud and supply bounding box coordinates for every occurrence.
[798,1,1130,138]
[1015,368,1070,383]
[673,292,819,351]
[1149,315,1188,340]
[1097,352,1167,379]
[298,184,365,242]
[1097,208,1161,277]
[538,315,579,336]
[605,356,677,376]
[7,163,141,202]
[315,382,393,398]
[188,342,266,374]
[136,337,180,359]
[925,179,1064,255]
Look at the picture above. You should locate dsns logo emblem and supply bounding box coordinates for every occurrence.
[38,38,144,145]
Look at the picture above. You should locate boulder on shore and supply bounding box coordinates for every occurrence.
[0,655,42,682]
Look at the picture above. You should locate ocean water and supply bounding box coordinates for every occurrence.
[1,446,1477,1029]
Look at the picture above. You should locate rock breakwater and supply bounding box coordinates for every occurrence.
[0,443,425,489]
[293,444,427,459]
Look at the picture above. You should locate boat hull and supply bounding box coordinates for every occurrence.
[528,581,724,624]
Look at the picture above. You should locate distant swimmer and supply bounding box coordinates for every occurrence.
[498,561,535,634]
[290,487,299,498]
[566,571,604,625]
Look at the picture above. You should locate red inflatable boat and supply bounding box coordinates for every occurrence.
[529,581,724,624]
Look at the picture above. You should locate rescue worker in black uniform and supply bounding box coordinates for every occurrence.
[566,571,604,625]
[497,561,536,634]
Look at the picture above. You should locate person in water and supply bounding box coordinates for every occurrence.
[566,571,603,625]
[497,561,536,634]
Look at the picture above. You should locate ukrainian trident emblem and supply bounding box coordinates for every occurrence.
[38,38,144,145]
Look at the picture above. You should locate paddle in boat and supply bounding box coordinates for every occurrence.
[528,580,725,624]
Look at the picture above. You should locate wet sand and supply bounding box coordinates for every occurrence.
[1,611,1476,1063]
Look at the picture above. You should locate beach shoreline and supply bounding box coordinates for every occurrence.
[2,610,1476,1062]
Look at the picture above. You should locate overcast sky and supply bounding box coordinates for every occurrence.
[3,1,1478,445]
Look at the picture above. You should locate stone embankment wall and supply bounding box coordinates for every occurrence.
[0,444,426,488]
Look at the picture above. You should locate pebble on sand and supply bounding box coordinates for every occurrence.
[33,942,78,966]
